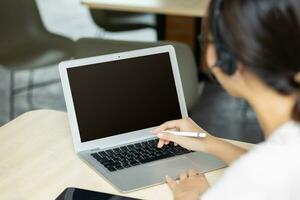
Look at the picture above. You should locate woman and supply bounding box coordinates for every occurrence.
[153,0,300,199]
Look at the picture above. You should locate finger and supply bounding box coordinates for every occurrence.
[166,176,176,190]
[162,129,175,146]
[188,169,199,177]
[153,120,181,134]
[195,172,206,180]
[157,132,182,144]
[157,139,165,148]
[179,171,188,180]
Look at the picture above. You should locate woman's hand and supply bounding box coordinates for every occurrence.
[153,117,247,165]
[166,169,209,200]
[153,118,215,153]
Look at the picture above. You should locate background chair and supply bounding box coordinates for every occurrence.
[89,9,156,32]
[0,0,74,119]
[75,38,202,111]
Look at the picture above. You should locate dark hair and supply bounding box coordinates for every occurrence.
[204,0,300,121]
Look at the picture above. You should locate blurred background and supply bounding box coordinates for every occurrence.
[0,0,264,143]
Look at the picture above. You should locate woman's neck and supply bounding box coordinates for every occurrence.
[247,85,296,138]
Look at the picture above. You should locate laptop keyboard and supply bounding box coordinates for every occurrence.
[91,138,193,172]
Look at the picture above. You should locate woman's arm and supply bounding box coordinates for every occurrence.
[206,136,247,165]
[153,118,247,165]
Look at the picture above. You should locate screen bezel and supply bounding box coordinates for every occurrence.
[59,45,188,152]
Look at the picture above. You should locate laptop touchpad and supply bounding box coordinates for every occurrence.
[111,156,197,191]
[145,156,197,178]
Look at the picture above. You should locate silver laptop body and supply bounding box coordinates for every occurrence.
[59,45,226,193]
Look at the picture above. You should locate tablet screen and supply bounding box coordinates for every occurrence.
[56,187,140,200]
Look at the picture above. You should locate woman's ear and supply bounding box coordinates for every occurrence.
[294,71,300,84]
[206,44,217,69]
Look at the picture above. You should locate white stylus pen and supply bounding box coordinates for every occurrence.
[161,131,207,138]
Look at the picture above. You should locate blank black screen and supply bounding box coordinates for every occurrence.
[56,187,139,200]
[67,53,182,142]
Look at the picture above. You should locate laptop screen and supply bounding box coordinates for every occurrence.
[67,53,182,143]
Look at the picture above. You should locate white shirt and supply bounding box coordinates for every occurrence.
[202,121,300,200]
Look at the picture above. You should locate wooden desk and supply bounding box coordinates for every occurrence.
[81,0,210,17]
[0,110,253,200]
[81,0,211,65]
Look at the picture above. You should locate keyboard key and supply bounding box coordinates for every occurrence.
[141,142,148,147]
[121,146,128,151]
[107,166,116,171]
[140,157,157,164]
[99,157,110,163]
[112,148,122,153]
[134,143,142,148]
[123,163,131,168]
[91,153,101,160]
[130,160,139,166]
[98,151,107,157]
[102,160,115,166]
[105,150,114,155]
[115,165,124,170]
[91,153,98,157]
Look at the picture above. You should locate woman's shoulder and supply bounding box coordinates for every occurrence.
[225,121,300,193]
[202,125,300,200]
[239,120,300,172]
[267,121,300,146]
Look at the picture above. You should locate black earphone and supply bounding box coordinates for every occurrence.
[209,0,237,76]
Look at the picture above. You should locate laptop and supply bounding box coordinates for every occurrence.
[59,45,226,193]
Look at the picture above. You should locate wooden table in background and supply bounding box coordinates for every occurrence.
[0,110,253,200]
[81,0,209,17]
[81,0,211,65]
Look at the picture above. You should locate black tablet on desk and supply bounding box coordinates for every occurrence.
[56,187,141,200]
